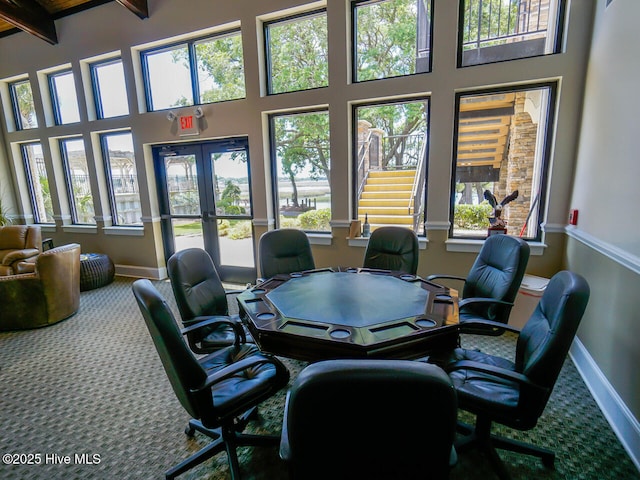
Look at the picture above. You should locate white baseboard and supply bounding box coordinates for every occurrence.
[570,337,640,470]
[114,264,167,280]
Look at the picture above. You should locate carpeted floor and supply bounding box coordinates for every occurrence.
[0,276,638,479]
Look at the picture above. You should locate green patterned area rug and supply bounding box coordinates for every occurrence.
[0,276,637,479]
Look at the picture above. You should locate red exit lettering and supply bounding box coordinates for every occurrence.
[180,115,193,130]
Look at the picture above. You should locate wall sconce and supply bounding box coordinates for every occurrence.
[194,107,204,119]
[166,110,177,122]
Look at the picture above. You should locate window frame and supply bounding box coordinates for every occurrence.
[351,96,431,237]
[48,69,80,125]
[449,81,558,242]
[140,28,245,112]
[100,131,142,227]
[59,136,95,225]
[90,57,129,119]
[9,78,38,130]
[351,0,434,84]
[268,107,332,233]
[456,0,567,68]
[20,142,54,224]
[263,8,328,96]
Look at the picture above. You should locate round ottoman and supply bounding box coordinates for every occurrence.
[80,253,115,291]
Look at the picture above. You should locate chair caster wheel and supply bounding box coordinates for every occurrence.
[185,425,195,437]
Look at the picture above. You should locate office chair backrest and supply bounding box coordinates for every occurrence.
[167,248,228,321]
[259,228,315,279]
[463,234,530,323]
[362,226,419,274]
[281,359,456,480]
[132,279,207,419]
[515,270,589,420]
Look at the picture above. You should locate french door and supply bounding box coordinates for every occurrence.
[153,138,256,284]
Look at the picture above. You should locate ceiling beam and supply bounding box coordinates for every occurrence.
[116,0,148,19]
[0,0,57,45]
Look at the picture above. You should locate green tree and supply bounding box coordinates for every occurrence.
[268,12,328,94]
[13,80,38,128]
[274,112,330,208]
[195,34,245,103]
[358,102,427,168]
[218,180,245,214]
[355,0,422,81]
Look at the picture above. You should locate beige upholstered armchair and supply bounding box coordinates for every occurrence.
[0,243,80,330]
[0,225,42,276]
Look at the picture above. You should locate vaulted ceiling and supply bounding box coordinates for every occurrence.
[0,0,148,45]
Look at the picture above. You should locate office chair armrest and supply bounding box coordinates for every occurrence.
[426,274,466,283]
[445,360,547,392]
[458,297,514,309]
[194,355,279,392]
[457,317,521,335]
[181,316,247,345]
[224,289,245,296]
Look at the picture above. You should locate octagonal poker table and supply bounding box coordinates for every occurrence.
[237,267,459,362]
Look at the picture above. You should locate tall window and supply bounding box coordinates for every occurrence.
[451,83,556,240]
[270,110,331,232]
[354,98,429,235]
[353,0,433,82]
[21,143,54,223]
[91,58,129,119]
[10,79,38,130]
[265,10,328,95]
[101,132,142,226]
[194,31,246,103]
[143,44,193,110]
[60,137,95,225]
[458,0,564,67]
[141,30,245,111]
[49,70,81,124]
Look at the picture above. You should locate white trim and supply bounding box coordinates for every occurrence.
[103,226,145,236]
[570,338,640,471]
[307,233,332,245]
[347,236,428,250]
[252,218,274,227]
[445,238,546,255]
[140,215,160,223]
[425,221,451,231]
[62,225,98,234]
[114,264,167,280]
[329,219,351,228]
[542,222,566,233]
[565,226,640,275]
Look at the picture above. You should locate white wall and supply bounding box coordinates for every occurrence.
[567,0,640,468]
[571,0,640,258]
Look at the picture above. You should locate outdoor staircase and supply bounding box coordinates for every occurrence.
[358,169,417,230]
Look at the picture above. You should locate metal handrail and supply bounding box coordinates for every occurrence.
[356,130,373,200]
[408,132,427,232]
[462,0,548,51]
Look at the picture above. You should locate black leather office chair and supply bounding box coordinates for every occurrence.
[427,234,529,334]
[280,359,457,480]
[362,226,419,275]
[258,228,315,280]
[167,248,251,353]
[132,279,290,480]
[431,271,589,480]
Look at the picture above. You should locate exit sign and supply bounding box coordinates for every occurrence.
[178,115,199,136]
